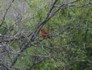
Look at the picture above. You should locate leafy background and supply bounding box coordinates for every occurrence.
[0,0,92,70]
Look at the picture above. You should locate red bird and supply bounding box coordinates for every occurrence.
[40,27,50,38]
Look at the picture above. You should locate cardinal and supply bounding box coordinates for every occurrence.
[40,27,50,38]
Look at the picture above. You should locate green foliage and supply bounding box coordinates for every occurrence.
[1,0,92,70]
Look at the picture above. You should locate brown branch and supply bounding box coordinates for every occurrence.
[46,0,58,18]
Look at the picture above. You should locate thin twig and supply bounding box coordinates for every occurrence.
[0,0,15,27]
